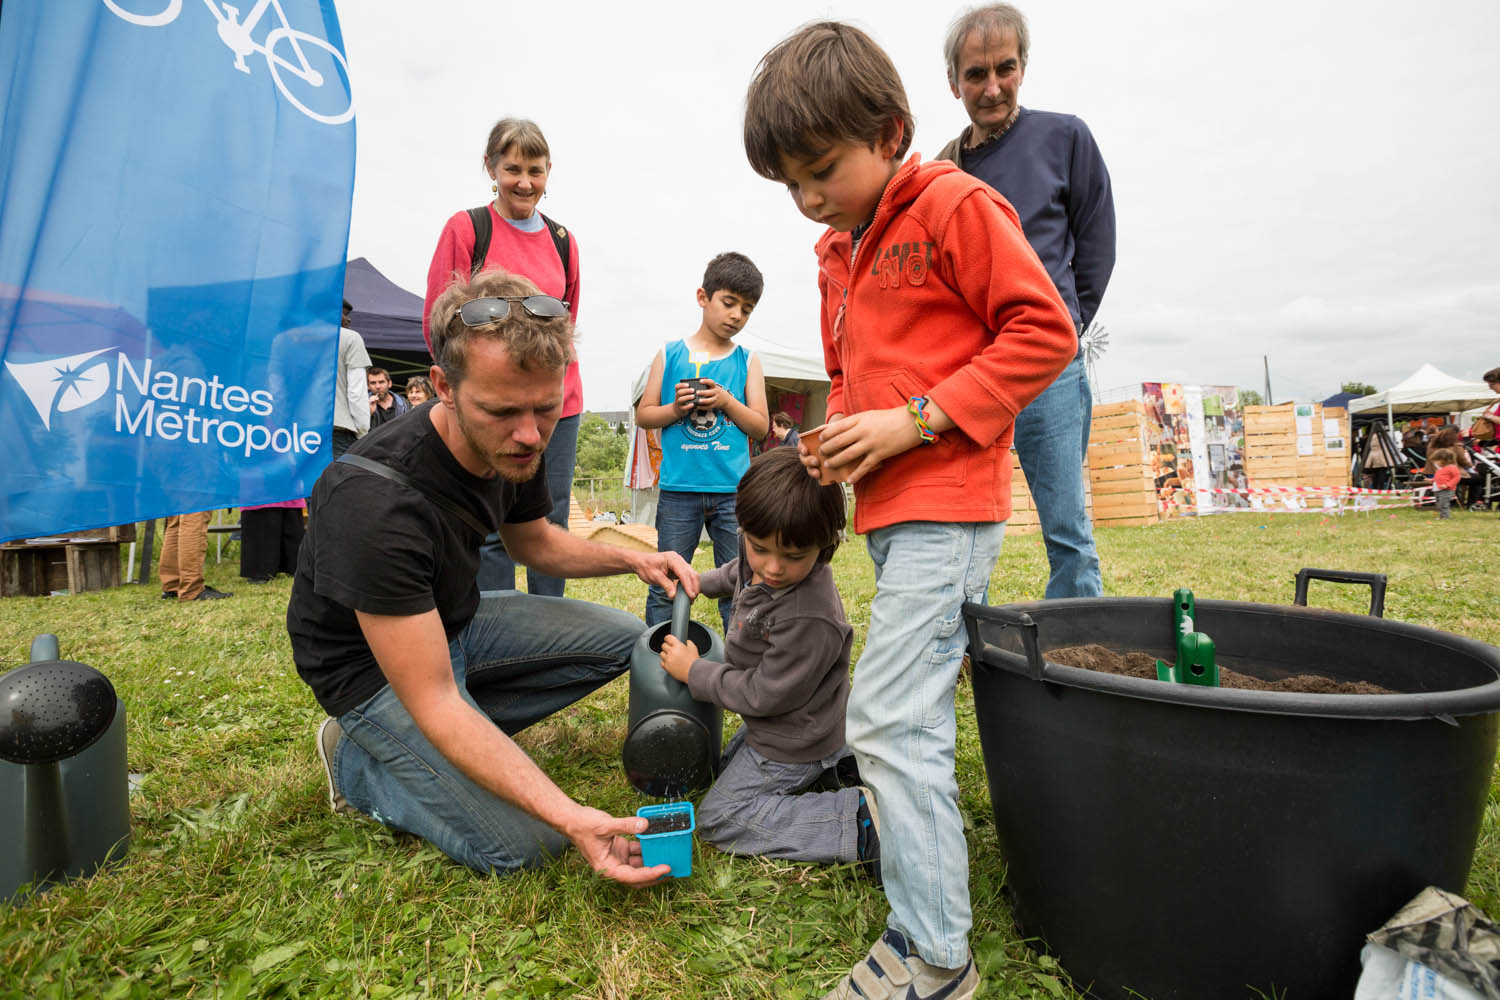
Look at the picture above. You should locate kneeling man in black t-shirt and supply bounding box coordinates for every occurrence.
[287,269,698,885]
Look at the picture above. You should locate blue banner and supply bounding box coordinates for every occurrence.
[0,0,355,542]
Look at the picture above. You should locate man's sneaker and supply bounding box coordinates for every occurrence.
[191,586,233,601]
[855,785,882,886]
[159,590,176,600]
[823,927,979,1000]
[316,718,352,814]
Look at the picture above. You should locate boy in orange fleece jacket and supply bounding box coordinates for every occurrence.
[743,21,1077,1000]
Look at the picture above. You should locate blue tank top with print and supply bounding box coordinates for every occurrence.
[659,339,751,493]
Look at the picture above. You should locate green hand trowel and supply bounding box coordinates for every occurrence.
[1156,589,1218,687]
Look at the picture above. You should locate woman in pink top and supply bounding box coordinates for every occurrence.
[423,118,582,597]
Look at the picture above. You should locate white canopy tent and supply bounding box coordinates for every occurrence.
[622,333,830,524]
[1349,364,1494,423]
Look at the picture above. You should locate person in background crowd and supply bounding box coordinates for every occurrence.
[332,300,371,459]
[1429,447,1462,520]
[367,367,409,429]
[1483,366,1500,423]
[935,2,1113,600]
[159,509,230,601]
[240,499,305,584]
[769,411,800,449]
[405,375,435,407]
[424,117,583,599]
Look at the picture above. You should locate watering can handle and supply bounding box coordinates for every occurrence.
[29,633,61,662]
[1292,568,1386,618]
[670,587,692,642]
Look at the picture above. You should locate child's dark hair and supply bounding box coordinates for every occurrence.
[736,447,845,563]
[743,20,914,181]
[702,251,764,304]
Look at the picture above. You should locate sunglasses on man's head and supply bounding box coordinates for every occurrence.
[458,295,570,327]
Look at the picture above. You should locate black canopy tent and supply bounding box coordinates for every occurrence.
[342,257,433,384]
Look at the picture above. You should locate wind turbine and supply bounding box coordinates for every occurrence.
[1080,320,1109,398]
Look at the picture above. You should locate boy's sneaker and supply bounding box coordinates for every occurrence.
[316,718,352,814]
[809,753,864,792]
[822,927,979,1000]
[856,785,881,886]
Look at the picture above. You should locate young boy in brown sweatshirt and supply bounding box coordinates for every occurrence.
[659,447,876,873]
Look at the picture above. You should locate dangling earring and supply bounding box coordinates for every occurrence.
[491,182,498,193]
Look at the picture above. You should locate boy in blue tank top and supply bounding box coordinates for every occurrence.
[635,252,770,629]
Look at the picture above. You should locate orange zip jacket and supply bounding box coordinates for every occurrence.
[814,155,1078,534]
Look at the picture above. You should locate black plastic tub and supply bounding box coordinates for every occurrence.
[963,572,1500,1000]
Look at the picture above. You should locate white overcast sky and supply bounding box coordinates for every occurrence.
[336,0,1500,411]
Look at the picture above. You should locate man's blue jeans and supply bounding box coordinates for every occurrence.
[645,489,738,631]
[477,414,579,598]
[329,590,642,874]
[1011,356,1102,598]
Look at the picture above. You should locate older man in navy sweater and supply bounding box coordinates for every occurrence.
[937,2,1114,599]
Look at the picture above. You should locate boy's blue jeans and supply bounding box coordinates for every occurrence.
[646,488,738,630]
[846,520,1005,970]
[329,590,642,874]
[1011,356,1102,598]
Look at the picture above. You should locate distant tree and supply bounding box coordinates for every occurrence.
[574,413,627,480]
[1341,381,1378,397]
[1237,388,1264,406]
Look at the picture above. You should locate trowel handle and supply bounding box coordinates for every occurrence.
[670,587,693,642]
[29,633,60,663]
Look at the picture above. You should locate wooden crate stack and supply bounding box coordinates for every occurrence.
[1087,400,1161,527]
[1242,404,1351,488]
[1008,400,1156,532]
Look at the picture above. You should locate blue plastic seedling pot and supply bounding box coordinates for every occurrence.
[636,801,695,877]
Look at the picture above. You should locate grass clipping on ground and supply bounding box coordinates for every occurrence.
[1,508,1498,999]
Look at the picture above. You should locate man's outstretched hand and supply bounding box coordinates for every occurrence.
[563,806,671,886]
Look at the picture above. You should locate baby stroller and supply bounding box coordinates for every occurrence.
[1465,444,1500,509]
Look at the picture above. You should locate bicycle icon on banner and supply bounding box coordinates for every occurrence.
[101,0,354,125]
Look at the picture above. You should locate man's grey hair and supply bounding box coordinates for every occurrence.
[944,3,1030,83]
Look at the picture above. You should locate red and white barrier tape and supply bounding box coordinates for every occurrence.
[1183,485,1420,496]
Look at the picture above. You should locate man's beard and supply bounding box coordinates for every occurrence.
[453,403,544,483]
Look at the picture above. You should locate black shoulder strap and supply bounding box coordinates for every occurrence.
[335,453,492,538]
[466,206,492,278]
[539,212,573,294]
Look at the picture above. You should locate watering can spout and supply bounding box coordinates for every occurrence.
[670,589,692,643]
[29,634,60,663]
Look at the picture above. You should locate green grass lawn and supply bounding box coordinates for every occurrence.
[1,507,1498,999]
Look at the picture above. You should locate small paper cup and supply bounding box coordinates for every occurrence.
[799,424,848,485]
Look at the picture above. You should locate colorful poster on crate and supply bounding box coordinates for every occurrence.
[0,1,355,543]
[1142,383,1248,516]
[1142,382,1195,517]
[1199,385,1248,511]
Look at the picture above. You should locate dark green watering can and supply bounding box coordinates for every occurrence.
[0,635,131,900]
[622,589,724,797]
